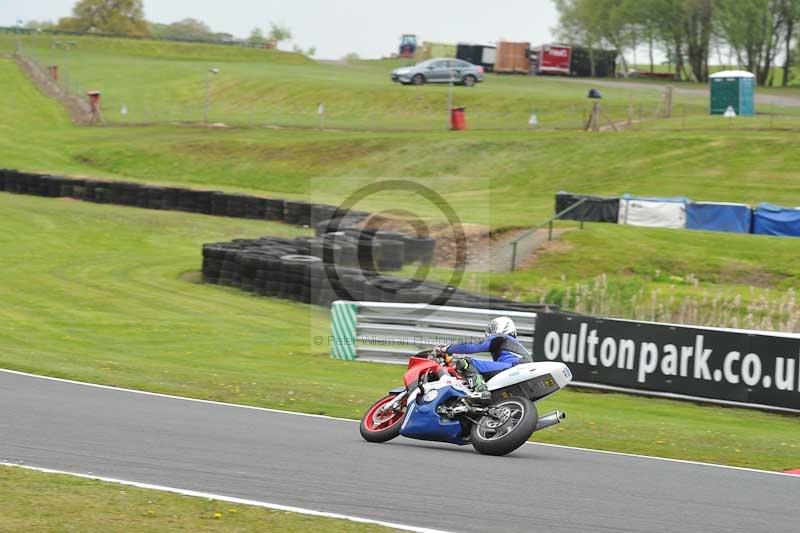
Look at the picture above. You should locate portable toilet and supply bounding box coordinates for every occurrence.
[709,70,755,116]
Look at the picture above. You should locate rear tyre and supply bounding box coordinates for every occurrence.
[360,394,405,443]
[411,74,425,85]
[470,397,538,456]
[462,75,477,87]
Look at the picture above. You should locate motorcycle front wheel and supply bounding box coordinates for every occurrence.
[470,396,538,456]
[359,394,406,443]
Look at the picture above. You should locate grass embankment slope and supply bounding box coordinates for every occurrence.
[0,37,798,474]
[2,34,699,130]
[2,188,800,472]
[3,48,800,323]
[0,465,391,532]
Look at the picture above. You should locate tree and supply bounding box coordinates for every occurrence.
[268,23,292,45]
[158,18,213,41]
[716,0,783,85]
[249,26,267,45]
[682,0,714,82]
[778,0,800,85]
[554,0,605,76]
[25,20,55,30]
[57,0,150,36]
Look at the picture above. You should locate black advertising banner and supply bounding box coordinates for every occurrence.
[534,313,800,411]
[555,193,619,223]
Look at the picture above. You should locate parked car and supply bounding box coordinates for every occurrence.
[391,58,485,87]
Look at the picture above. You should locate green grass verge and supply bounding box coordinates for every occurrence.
[1,192,798,471]
[0,465,392,532]
[3,33,707,130]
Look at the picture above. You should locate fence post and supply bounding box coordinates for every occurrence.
[548,220,554,240]
[510,241,518,272]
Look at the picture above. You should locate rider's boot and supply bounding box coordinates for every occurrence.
[453,358,492,404]
[466,374,493,404]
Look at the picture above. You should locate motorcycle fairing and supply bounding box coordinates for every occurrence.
[399,385,467,445]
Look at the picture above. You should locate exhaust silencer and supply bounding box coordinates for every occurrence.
[535,410,566,431]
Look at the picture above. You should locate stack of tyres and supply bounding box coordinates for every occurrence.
[402,235,436,264]
[40,176,63,197]
[265,199,285,221]
[147,187,165,209]
[0,169,8,191]
[135,187,149,208]
[238,252,267,292]
[71,179,87,200]
[176,189,195,212]
[284,201,312,226]
[374,232,405,271]
[60,178,74,198]
[279,255,321,303]
[245,197,266,219]
[201,244,228,283]
[162,187,180,210]
[3,170,18,193]
[211,192,229,216]
[226,194,248,218]
[321,232,358,267]
[24,173,40,196]
[218,246,244,286]
[93,182,112,204]
[109,182,126,205]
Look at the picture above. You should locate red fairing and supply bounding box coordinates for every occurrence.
[403,357,442,387]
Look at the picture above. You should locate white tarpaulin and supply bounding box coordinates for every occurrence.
[618,198,687,229]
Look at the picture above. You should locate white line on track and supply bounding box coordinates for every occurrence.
[0,462,452,533]
[2,368,797,479]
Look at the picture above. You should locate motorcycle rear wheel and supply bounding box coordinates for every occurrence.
[470,396,538,456]
[360,394,405,443]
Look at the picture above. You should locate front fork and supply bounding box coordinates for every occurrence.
[377,390,408,416]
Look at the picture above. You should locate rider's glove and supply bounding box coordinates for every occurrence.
[433,344,449,357]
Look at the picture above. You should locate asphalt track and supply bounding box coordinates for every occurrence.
[1,370,797,532]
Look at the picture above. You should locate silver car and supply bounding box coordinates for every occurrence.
[391,58,485,87]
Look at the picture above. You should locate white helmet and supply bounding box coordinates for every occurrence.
[486,316,517,338]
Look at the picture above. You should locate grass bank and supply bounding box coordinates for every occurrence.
[0,192,798,471]
[0,465,391,532]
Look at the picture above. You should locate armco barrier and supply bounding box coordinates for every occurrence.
[333,302,800,413]
[329,301,537,363]
[534,313,800,413]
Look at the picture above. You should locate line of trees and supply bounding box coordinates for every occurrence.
[25,0,310,54]
[554,0,800,86]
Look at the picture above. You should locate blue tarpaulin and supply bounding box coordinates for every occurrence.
[686,202,752,233]
[752,203,800,237]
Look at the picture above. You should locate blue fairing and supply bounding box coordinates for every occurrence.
[399,385,467,445]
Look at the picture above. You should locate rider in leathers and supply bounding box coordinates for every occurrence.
[435,316,532,402]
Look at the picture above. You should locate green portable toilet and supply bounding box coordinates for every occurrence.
[709,70,755,116]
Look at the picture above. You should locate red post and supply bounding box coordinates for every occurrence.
[49,65,59,81]
[87,91,103,124]
[450,107,467,131]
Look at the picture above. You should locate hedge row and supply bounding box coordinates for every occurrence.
[202,235,559,313]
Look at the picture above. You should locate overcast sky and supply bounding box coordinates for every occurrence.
[3,0,558,59]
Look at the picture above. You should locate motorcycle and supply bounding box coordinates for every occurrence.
[360,350,572,456]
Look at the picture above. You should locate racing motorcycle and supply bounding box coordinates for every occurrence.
[359,350,571,456]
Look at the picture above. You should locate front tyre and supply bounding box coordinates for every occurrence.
[470,397,538,456]
[360,394,405,443]
[411,74,425,85]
